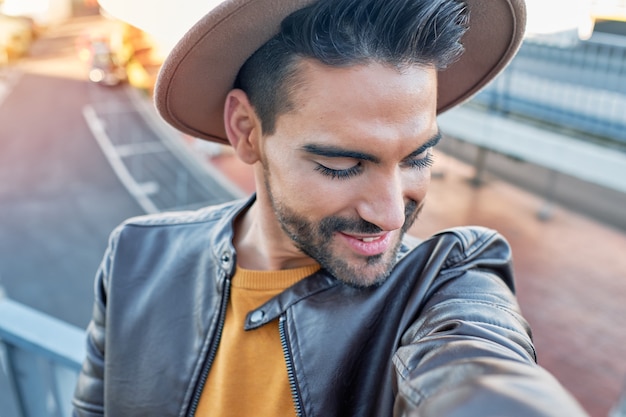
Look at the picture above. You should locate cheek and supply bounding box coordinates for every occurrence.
[294,177,352,212]
[264,158,335,207]
[279,170,359,216]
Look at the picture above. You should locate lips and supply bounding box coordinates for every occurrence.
[339,232,392,256]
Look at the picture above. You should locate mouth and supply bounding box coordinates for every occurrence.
[355,236,381,243]
[359,236,381,242]
[339,232,393,256]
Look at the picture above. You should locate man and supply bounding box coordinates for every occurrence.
[73,0,589,415]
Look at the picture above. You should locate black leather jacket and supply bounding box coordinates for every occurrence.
[73,197,588,416]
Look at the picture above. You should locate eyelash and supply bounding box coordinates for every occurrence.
[315,162,363,180]
[315,152,435,180]
[406,152,435,170]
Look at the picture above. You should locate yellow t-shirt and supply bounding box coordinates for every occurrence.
[195,264,320,416]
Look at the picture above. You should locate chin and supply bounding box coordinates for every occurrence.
[328,258,395,289]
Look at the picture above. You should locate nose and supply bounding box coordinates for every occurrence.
[355,171,407,232]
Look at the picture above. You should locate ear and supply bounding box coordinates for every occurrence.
[224,89,262,165]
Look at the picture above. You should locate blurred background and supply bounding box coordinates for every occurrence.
[0,0,625,416]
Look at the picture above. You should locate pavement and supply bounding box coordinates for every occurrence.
[198,116,626,417]
[438,105,626,195]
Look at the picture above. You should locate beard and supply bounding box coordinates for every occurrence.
[264,177,422,288]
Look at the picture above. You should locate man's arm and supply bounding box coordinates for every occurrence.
[393,228,589,416]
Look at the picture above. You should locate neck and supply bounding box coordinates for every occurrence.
[233,199,316,271]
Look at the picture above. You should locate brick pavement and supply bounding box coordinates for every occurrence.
[207,147,626,417]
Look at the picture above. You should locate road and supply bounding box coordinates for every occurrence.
[0,21,146,329]
[0,14,238,331]
[0,13,242,416]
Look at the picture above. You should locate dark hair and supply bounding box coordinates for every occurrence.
[234,0,468,134]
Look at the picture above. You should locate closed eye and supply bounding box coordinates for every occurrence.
[403,151,435,170]
[314,162,363,180]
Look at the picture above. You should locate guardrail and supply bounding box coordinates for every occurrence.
[473,36,626,146]
[0,298,84,417]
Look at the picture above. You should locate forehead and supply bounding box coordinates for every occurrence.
[291,58,436,102]
[272,59,439,152]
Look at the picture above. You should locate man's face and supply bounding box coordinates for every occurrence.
[256,59,439,287]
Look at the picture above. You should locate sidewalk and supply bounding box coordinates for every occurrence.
[438,104,626,194]
[202,140,626,417]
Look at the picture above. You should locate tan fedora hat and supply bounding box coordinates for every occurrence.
[155,0,527,145]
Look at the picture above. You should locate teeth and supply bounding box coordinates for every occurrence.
[361,237,379,243]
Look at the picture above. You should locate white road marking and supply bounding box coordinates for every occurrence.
[82,105,159,214]
[115,142,166,157]
[137,181,160,196]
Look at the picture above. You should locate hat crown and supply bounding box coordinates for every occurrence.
[155,0,526,144]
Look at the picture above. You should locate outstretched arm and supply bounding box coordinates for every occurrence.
[393,228,588,416]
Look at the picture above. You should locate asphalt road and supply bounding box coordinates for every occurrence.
[0,14,240,331]
[0,57,145,329]
[0,13,244,415]
[0,43,147,416]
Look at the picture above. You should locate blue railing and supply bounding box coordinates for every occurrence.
[473,35,626,146]
[0,298,84,417]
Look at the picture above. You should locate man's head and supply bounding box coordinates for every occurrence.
[234,0,468,135]
[155,0,526,286]
[227,60,439,286]
[223,0,464,286]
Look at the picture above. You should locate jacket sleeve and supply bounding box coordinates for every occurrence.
[71,226,120,416]
[392,227,589,417]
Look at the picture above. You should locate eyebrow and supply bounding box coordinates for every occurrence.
[404,130,442,159]
[300,130,442,163]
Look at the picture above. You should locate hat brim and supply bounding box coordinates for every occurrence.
[155,0,526,145]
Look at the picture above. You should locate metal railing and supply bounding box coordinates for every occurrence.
[473,36,626,146]
[0,298,84,417]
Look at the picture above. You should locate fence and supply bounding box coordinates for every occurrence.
[473,34,626,146]
[0,298,84,417]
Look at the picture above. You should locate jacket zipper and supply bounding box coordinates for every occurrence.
[186,277,232,416]
[279,314,304,417]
